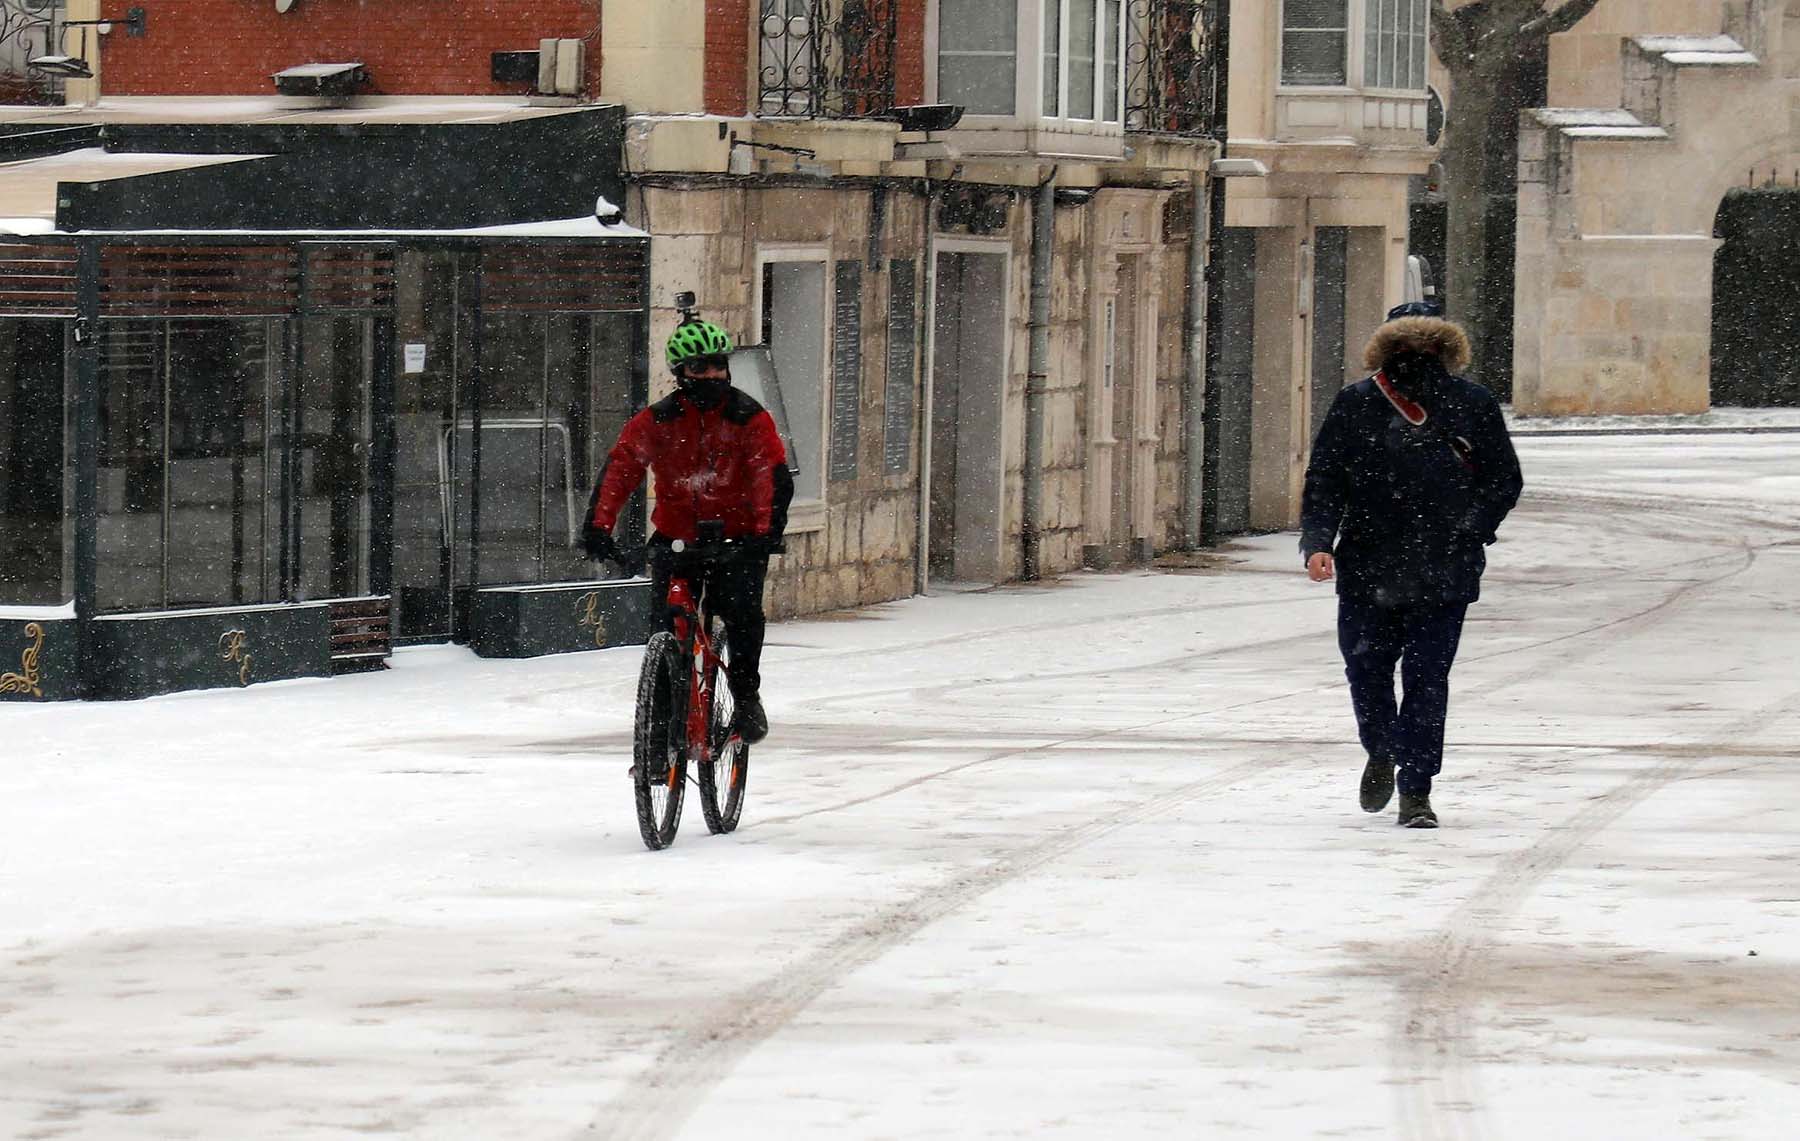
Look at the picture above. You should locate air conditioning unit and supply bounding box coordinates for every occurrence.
[537,38,585,97]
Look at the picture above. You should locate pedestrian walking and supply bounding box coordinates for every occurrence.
[1300,307,1523,827]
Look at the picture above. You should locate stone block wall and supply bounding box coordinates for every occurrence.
[630,183,927,619]
[633,175,1201,611]
[1153,239,1194,552]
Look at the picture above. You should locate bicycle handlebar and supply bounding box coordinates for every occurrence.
[593,534,771,578]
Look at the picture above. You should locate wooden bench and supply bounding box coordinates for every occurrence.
[328,596,392,673]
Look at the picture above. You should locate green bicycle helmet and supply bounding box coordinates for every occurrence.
[665,319,734,371]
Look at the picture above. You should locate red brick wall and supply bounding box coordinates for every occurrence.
[704,0,752,116]
[897,0,925,106]
[99,1,602,97]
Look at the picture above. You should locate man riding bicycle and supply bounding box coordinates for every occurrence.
[583,315,793,744]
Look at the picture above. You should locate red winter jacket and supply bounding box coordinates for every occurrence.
[587,387,793,543]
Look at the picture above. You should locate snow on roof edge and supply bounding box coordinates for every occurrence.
[0,215,648,240]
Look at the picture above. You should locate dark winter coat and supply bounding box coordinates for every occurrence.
[1300,317,1523,607]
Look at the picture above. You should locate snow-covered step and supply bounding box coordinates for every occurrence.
[1632,33,1759,67]
[1529,107,1671,141]
[1622,31,1760,137]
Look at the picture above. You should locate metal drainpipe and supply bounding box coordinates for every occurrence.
[1023,170,1055,581]
[914,172,949,596]
[1181,173,1208,549]
[1198,0,1232,546]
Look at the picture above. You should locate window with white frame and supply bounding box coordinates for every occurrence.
[937,0,1127,125]
[1364,0,1428,90]
[1282,0,1350,87]
[757,255,828,507]
[939,0,1019,115]
[1281,1,1430,91]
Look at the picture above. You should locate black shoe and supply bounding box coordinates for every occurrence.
[734,693,768,745]
[1360,754,1395,813]
[1397,792,1438,829]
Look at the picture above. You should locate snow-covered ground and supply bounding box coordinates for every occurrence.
[1507,405,1800,433]
[6,428,1800,1140]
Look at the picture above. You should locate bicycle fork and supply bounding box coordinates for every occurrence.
[668,579,712,788]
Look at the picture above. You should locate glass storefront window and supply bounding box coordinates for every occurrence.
[295,315,374,601]
[0,318,68,605]
[467,311,636,587]
[164,320,275,608]
[95,318,313,612]
[96,321,167,611]
[57,240,643,633]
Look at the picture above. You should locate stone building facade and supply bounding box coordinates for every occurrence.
[1513,0,1799,414]
[609,2,1221,614]
[1214,0,1437,532]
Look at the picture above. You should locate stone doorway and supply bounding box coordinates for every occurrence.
[1711,186,1800,407]
[928,246,1009,585]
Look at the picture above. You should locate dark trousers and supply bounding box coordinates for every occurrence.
[1336,598,1469,796]
[647,541,771,701]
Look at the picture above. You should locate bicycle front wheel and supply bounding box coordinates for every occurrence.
[632,631,688,850]
[696,620,748,835]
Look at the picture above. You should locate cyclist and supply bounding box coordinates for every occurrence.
[583,316,793,744]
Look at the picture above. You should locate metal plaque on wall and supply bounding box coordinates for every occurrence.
[883,259,917,473]
[830,260,863,481]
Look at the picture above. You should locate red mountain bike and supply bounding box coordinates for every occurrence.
[630,527,751,850]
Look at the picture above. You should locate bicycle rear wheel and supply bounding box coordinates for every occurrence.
[632,632,688,850]
[696,620,748,834]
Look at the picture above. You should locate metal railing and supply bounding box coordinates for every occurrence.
[0,0,65,104]
[1124,0,1220,137]
[758,0,898,119]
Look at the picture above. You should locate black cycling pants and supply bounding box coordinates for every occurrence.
[646,540,771,701]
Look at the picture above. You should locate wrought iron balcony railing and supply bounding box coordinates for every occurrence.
[1,0,66,105]
[758,0,898,119]
[1125,0,1220,137]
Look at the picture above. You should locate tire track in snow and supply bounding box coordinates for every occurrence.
[1387,688,1800,1141]
[1389,538,1796,1141]
[583,461,1797,1137]
[587,754,1284,1141]
[589,539,1781,1139]
[748,541,1778,845]
[1476,541,1759,693]
[511,589,1308,709]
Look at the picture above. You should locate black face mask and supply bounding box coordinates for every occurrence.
[1385,351,1446,398]
[678,377,730,409]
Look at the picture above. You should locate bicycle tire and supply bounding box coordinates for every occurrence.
[632,631,688,850]
[696,619,749,834]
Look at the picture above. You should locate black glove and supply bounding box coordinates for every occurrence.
[753,531,786,556]
[584,526,621,564]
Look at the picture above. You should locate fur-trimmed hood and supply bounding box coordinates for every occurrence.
[1362,316,1472,373]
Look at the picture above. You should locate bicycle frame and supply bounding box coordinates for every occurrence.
[664,575,721,761]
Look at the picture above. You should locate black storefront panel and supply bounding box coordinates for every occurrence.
[468,579,653,660]
[87,602,332,700]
